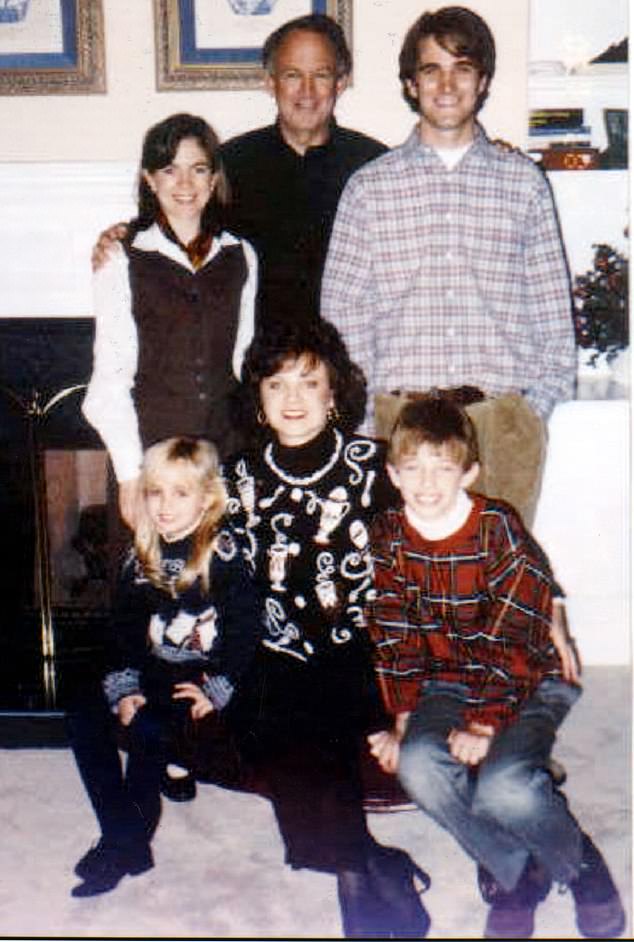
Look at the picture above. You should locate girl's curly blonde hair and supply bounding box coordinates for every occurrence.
[135,436,227,595]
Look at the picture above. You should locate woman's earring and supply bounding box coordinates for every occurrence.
[257,409,267,426]
[327,405,340,425]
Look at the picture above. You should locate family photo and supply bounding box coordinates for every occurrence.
[0,0,629,938]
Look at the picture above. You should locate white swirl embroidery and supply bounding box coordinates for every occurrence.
[343,439,376,486]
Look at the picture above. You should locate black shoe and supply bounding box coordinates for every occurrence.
[160,768,197,802]
[569,834,626,938]
[71,841,153,898]
[482,856,552,939]
[366,845,431,938]
[74,838,107,879]
[337,869,386,939]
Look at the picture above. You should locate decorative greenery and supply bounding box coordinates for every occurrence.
[573,243,629,366]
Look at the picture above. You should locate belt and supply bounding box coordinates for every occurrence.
[386,385,487,407]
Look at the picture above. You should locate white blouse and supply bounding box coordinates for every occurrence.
[82,224,258,482]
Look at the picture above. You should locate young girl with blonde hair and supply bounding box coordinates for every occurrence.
[70,436,258,898]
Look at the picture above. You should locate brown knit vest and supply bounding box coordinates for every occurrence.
[127,241,248,459]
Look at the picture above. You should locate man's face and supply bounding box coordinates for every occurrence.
[265,29,347,151]
[406,35,488,147]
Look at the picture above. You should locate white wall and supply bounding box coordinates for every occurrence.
[0,0,529,161]
[529,0,627,67]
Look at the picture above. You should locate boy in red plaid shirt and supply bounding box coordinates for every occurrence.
[366,393,624,940]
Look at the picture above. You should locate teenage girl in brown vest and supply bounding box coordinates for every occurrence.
[82,112,258,533]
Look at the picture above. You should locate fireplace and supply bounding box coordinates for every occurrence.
[0,318,110,724]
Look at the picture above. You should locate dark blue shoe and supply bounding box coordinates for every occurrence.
[570,834,626,938]
[74,838,107,879]
[71,841,153,897]
[482,856,551,939]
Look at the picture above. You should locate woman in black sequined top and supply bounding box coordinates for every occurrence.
[225,319,431,938]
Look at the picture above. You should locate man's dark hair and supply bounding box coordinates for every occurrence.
[237,318,367,439]
[399,6,496,113]
[262,13,352,77]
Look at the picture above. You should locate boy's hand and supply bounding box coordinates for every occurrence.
[118,693,146,727]
[448,723,494,766]
[367,711,411,774]
[92,222,128,272]
[173,683,214,720]
[550,601,582,684]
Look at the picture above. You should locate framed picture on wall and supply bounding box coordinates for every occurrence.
[0,0,105,95]
[154,0,352,90]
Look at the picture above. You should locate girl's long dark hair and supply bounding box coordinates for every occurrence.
[127,113,230,243]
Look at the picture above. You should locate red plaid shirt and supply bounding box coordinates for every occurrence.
[367,496,562,730]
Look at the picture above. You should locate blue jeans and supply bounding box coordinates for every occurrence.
[398,679,583,892]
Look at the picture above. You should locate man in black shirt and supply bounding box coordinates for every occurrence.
[220,14,387,329]
[93,15,386,331]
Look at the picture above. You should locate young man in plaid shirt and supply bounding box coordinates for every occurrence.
[321,6,576,531]
[366,393,624,940]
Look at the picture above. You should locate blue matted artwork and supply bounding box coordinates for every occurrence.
[154,0,351,90]
[0,0,76,71]
[0,0,105,95]
[179,0,329,65]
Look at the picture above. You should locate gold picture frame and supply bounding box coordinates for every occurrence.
[154,0,352,91]
[0,0,105,96]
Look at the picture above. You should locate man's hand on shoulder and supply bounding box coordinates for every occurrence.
[491,138,520,155]
[92,222,129,272]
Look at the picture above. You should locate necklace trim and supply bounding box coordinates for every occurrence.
[264,428,343,486]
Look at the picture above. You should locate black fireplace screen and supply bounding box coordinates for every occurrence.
[0,318,109,713]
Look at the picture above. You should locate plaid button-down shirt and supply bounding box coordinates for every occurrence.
[321,125,576,429]
[366,498,562,731]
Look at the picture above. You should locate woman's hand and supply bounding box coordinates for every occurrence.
[118,477,142,530]
[91,222,128,272]
[118,693,147,727]
[367,711,411,774]
[173,683,214,720]
[447,722,494,766]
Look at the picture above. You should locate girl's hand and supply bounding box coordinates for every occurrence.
[367,712,411,774]
[173,683,214,720]
[448,725,493,766]
[367,730,401,774]
[118,693,146,727]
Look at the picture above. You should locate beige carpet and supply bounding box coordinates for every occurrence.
[0,666,630,940]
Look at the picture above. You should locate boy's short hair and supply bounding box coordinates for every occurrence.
[388,392,479,470]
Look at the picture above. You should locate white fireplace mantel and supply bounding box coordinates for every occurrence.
[0,161,136,318]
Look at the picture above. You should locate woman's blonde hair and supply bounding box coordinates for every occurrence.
[135,436,227,595]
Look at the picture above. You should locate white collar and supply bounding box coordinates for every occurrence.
[132,224,239,272]
[405,488,473,541]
